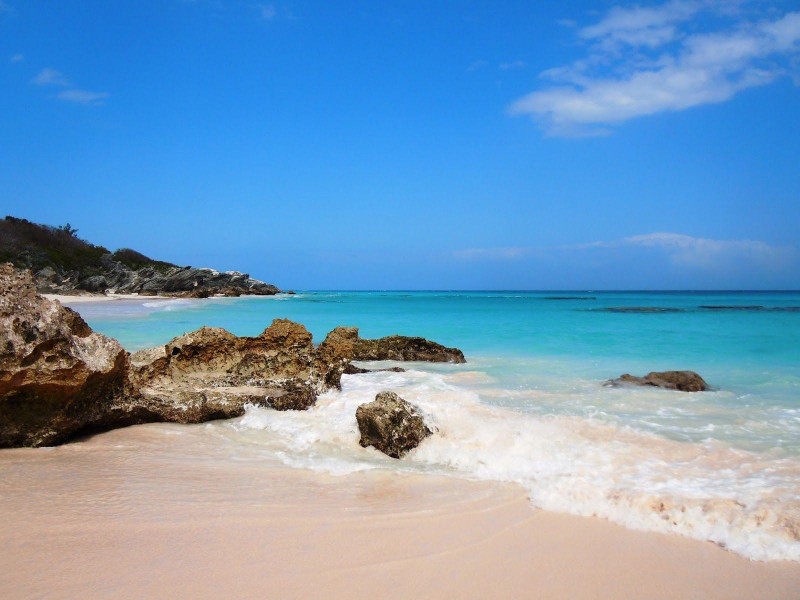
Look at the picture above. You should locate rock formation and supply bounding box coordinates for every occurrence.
[123,319,356,424]
[0,263,466,448]
[0,264,129,447]
[606,371,708,392]
[353,335,465,363]
[355,391,432,458]
[0,264,347,446]
[1,216,281,296]
[343,364,406,375]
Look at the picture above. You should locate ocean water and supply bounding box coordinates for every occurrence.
[72,291,800,561]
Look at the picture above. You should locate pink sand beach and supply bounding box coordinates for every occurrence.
[2,423,798,599]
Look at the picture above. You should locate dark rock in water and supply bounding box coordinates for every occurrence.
[343,364,407,375]
[344,363,371,374]
[356,391,431,458]
[0,263,129,447]
[543,296,596,300]
[699,305,765,311]
[607,370,708,392]
[593,307,685,313]
[353,335,465,363]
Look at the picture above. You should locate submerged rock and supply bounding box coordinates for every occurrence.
[353,335,465,363]
[355,391,432,458]
[607,371,708,392]
[0,263,129,447]
[343,364,407,375]
[592,307,685,314]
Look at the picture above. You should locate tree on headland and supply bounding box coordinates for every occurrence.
[57,223,79,237]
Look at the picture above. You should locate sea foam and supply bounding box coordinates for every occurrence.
[224,366,800,562]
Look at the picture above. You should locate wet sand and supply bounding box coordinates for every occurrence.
[1,424,798,599]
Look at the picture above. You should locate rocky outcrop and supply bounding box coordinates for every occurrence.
[353,335,465,364]
[0,264,129,447]
[355,391,432,458]
[606,371,708,392]
[315,327,359,390]
[62,264,281,298]
[126,319,353,421]
[120,266,280,297]
[0,263,462,448]
[0,264,354,447]
[1,216,281,296]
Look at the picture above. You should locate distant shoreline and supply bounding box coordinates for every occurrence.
[43,293,182,304]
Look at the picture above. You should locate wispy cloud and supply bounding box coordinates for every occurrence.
[31,67,109,106]
[572,232,794,269]
[510,2,800,135]
[57,89,109,106]
[32,67,70,87]
[454,232,795,272]
[10,53,23,63]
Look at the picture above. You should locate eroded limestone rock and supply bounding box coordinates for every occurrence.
[355,391,431,458]
[606,370,708,392]
[0,263,129,447]
[353,335,465,364]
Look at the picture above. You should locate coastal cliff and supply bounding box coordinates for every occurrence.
[0,216,281,297]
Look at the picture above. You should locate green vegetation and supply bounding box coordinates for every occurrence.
[111,248,176,274]
[0,216,176,277]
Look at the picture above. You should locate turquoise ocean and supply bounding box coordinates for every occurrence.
[72,291,800,561]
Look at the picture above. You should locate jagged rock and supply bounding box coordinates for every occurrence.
[606,371,708,392]
[355,391,432,458]
[129,319,353,416]
[0,263,129,447]
[315,327,358,389]
[353,335,465,363]
[79,275,109,293]
[343,364,407,375]
[0,263,456,448]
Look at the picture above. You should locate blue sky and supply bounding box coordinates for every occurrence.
[2,0,799,290]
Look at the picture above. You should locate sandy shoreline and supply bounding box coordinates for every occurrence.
[1,424,798,599]
[43,292,181,304]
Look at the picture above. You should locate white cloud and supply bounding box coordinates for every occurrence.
[510,3,800,135]
[454,232,795,272]
[57,89,109,106]
[31,67,109,106]
[575,232,794,269]
[580,0,700,48]
[32,68,70,87]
